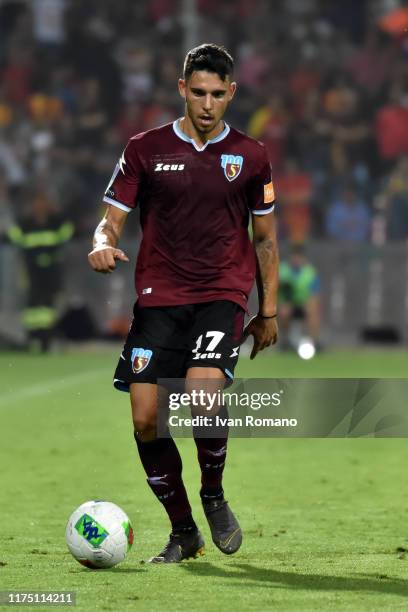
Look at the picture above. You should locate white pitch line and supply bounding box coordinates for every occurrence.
[0,367,112,408]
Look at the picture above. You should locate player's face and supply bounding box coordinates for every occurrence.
[178,71,236,136]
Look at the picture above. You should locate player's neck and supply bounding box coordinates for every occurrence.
[180,116,225,147]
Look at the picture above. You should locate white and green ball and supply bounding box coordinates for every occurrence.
[65,500,133,569]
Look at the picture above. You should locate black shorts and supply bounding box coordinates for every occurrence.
[113,300,245,392]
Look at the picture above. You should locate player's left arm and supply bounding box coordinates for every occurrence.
[242,212,279,359]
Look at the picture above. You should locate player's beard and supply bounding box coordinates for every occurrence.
[194,114,222,135]
[186,102,222,136]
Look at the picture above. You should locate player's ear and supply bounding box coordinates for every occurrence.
[178,78,186,99]
[228,81,237,101]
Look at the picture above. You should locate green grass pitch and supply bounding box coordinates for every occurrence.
[0,349,407,611]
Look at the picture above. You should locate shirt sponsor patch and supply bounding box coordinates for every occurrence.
[264,181,275,204]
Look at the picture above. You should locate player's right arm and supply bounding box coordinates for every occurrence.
[88,205,129,273]
[89,136,143,273]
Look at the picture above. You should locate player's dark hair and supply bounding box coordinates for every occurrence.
[183,43,234,82]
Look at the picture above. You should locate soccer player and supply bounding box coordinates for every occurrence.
[88,44,279,563]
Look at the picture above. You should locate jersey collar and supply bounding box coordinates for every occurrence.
[173,118,230,152]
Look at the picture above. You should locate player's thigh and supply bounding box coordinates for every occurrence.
[185,367,225,416]
[186,366,225,380]
[130,383,169,432]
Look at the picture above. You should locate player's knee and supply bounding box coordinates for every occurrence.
[133,419,156,442]
[132,409,157,442]
[130,384,159,441]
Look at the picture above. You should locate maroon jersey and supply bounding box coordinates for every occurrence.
[103,120,275,310]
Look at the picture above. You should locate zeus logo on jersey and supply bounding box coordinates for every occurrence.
[154,163,185,172]
[220,154,244,182]
[131,348,153,373]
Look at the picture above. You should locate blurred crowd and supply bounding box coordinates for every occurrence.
[1,0,408,244]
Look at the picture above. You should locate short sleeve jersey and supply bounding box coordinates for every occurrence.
[103,119,275,311]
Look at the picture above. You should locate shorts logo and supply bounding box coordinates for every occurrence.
[131,347,153,373]
[230,346,239,358]
[221,154,244,182]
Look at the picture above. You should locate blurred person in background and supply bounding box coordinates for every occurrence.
[0,171,13,238]
[276,157,313,242]
[326,182,372,242]
[141,88,177,130]
[247,93,291,174]
[1,42,34,109]
[315,75,372,176]
[74,78,111,205]
[116,101,144,142]
[375,80,408,173]
[8,185,74,352]
[324,141,372,203]
[236,40,272,96]
[344,27,396,102]
[27,91,63,175]
[117,42,154,104]
[278,243,321,350]
[381,156,408,240]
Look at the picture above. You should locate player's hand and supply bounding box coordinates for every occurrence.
[88,246,129,273]
[241,315,278,360]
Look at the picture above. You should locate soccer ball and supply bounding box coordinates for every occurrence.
[65,500,133,569]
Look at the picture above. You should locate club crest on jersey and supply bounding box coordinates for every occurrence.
[131,348,153,374]
[220,154,244,182]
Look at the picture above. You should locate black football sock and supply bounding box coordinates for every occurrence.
[134,434,197,531]
[193,405,229,503]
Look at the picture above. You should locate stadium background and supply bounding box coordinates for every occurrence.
[1,0,408,346]
[1,1,408,610]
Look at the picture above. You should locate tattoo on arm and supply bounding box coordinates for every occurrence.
[255,236,279,308]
